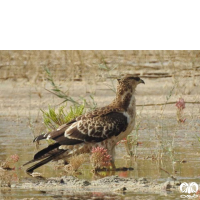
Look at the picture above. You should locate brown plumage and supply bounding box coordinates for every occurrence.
[24,75,145,173]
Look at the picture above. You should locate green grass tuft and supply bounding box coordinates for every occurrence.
[41,104,85,131]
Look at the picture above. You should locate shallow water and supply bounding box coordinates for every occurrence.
[1,115,200,199]
[0,189,182,200]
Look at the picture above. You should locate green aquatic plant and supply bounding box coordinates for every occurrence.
[41,104,85,131]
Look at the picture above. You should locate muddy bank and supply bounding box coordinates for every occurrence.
[11,175,181,195]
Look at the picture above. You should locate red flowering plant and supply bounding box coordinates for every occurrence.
[90,147,112,170]
[0,154,19,170]
[175,98,186,123]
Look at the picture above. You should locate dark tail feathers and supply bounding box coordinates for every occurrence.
[23,143,61,166]
[23,142,67,174]
[26,150,66,174]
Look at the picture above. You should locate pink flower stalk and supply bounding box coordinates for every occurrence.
[116,138,127,145]
[179,119,186,123]
[175,98,186,123]
[175,98,185,110]
[10,154,19,163]
[90,147,112,168]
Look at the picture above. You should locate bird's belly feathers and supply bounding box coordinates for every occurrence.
[115,103,136,142]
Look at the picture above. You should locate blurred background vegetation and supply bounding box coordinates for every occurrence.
[0,50,200,82]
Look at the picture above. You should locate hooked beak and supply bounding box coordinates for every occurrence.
[139,79,145,84]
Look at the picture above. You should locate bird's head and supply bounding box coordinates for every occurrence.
[117,74,145,91]
[113,74,145,109]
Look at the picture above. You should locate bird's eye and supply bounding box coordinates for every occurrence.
[128,77,140,81]
[134,77,140,81]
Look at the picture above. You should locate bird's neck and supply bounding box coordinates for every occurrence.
[111,86,136,111]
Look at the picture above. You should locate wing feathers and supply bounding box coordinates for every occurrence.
[33,107,127,146]
[33,120,76,142]
[64,112,128,142]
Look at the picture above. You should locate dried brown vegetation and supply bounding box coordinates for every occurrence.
[64,154,87,172]
[1,50,200,82]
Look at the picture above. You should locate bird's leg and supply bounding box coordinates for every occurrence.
[109,147,116,170]
[110,160,116,170]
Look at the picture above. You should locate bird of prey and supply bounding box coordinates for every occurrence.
[24,75,145,173]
